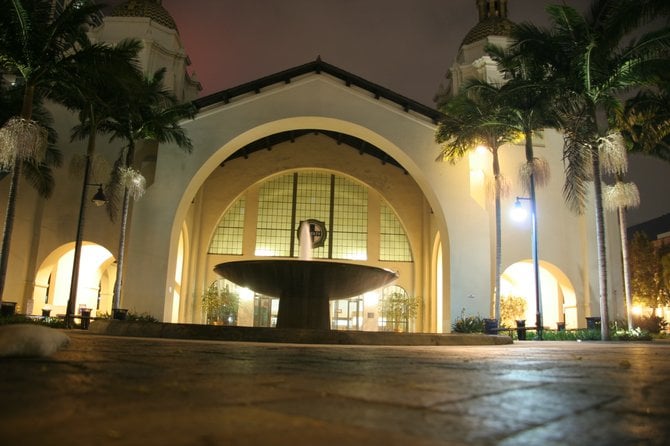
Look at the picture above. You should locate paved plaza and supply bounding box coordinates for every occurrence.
[1,331,669,445]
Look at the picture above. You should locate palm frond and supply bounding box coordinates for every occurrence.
[20,156,55,199]
[562,138,592,214]
[598,132,628,174]
[519,157,551,194]
[603,180,640,210]
[104,153,126,223]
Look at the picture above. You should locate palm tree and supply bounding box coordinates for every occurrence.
[612,82,670,328]
[470,41,562,334]
[1,79,62,198]
[435,82,517,322]
[49,39,142,325]
[507,0,670,339]
[0,0,114,302]
[101,68,195,312]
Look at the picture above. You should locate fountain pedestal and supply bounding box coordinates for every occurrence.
[214,259,398,330]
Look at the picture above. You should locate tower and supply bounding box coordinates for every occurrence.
[440,0,515,98]
[91,0,201,102]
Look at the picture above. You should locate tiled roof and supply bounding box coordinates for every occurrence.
[194,58,442,124]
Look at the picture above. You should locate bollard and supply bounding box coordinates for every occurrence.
[80,308,92,329]
[515,319,526,340]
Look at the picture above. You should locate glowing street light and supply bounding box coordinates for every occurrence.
[512,196,543,340]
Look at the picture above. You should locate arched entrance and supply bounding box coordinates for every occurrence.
[199,161,419,330]
[33,243,116,317]
[500,261,578,329]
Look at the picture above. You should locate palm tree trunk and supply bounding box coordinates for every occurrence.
[0,162,22,302]
[112,141,136,310]
[492,147,502,322]
[0,84,36,302]
[112,188,130,310]
[591,147,610,340]
[618,206,633,329]
[65,122,96,327]
[525,131,542,338]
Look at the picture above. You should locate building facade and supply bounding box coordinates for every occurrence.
[0,0,625,331]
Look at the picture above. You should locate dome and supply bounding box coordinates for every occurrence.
[110,0,178,31]
[461,0,515,46]
[461,17,515,46]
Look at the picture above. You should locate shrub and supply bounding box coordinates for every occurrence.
[0,314,66,329]
[452,309,486,333]
[126,311,159,323]
[500,295,527,328]
[633,315,667,334]
[202,283,240,325]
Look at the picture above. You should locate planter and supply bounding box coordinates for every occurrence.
[585,317,601,330]
[483,318,498,335]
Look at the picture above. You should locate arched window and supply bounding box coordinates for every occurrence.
[255,171,368,260]
[208,170,412,263]
[208,197,245,255]
[380,203,412,262]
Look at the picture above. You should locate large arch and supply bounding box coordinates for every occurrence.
[165,118,451,324]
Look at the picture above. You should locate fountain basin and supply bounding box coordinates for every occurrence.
[214,259,398,330]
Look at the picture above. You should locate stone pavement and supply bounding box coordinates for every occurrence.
[1,332,669,445]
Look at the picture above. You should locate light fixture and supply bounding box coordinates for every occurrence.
[91,185,107,206]
[511,198,528,221]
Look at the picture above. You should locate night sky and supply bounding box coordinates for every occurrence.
[106,0,670,226]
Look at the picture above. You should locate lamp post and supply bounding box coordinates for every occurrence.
[66,175,106,328]
[512,193,542,340]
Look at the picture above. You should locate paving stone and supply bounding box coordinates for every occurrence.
[1,332,669,445]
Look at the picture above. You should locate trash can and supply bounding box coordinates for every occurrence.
[556,321,566,331]
[0,301,17,317]
[515,319,526,340]
[80,308,92,329]
[113,308,128,320]
[585,316,601,330]
[42,308,52,318]
[484,318,498,335]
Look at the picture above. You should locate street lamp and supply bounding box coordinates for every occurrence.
[512,196,543,340]
[66,181,107,327]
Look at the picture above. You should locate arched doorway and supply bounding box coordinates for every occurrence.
[500,261,578,329]
[33,243,116,317]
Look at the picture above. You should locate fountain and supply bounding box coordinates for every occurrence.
[214,221,398,330]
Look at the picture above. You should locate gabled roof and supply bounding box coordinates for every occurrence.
[193,57,442,124]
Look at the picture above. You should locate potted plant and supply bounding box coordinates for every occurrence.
[380,291,421,332]
[201,282,240,325]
